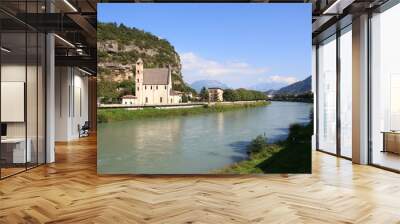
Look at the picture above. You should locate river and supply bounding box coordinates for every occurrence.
[98,102,312,174]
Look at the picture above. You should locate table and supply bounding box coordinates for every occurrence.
[1,138,31,163]
[382,131,400,154]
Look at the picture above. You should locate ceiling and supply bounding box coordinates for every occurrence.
[0,0,98,74]
[311,0,390,43]
[2,0,396,73]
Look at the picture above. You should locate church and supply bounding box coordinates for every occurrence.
[122,58,182,105]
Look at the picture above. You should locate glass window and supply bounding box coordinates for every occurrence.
[317,35,337,154]
[371,3,400,171]
[339,26,352,158]
[37,32,45,165]
[1,29,28,178]
[0,2,46,179]
[27,30,38,169]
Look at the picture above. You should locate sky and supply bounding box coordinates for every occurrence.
[98,3,311,90]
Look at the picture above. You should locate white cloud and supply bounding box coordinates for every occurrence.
[180,52,269,77]
[258,75,298,85]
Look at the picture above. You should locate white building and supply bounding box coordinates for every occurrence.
[122,59,181,105]
[121,95,137,105]
[208,87,224,102]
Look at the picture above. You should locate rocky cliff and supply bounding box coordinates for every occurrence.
[97,22,193,93]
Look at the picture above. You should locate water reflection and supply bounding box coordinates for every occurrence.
[98,102,312,174]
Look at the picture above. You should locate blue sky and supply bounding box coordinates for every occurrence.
[98,3,311,89]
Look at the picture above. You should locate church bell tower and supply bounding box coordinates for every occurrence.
[135,58,144,102]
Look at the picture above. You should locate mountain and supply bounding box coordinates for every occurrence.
[273,76,311,95]
[97,22,194,94]
[248,82,286,92]
[190,80,229,93]
[264,89,277,95]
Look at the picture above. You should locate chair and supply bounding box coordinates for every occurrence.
[78,121,90,138]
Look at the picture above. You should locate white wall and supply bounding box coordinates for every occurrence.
[1,62,46,164]
[55,67,89,141]
[140,84,170,105]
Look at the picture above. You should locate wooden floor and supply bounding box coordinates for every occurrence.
[1,135,400,224]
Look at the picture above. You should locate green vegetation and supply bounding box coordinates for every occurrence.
[223,88,267,101]
[97,80,119,104]
[216,117,312,174]
[271,92,313,103]
[98,80,136,104]
[98,101,270,123]
[199,87,209,101]
[98,22,180,70]
[273,76,311,95]
[98,22,196,101]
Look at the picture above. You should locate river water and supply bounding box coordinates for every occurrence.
[98,102,312,174]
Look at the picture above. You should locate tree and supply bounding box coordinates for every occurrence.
[248,135,268,154]
[117,80,135,95]
[199,87,209,101]
[97,80,119,103]
[223,89,238,101]
[181,95,189,103]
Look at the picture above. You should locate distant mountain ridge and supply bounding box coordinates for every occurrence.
[191,80,229,93]
[266,76,311,95]
[248,82,286,92]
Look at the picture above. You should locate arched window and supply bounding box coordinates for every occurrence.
[151,86,153,90]
[156,86,158,90]
[145,85,147,90]
[165,86,167,90]
[160,97,163,103]
[145,97,148,103]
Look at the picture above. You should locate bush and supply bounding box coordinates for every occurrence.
[97,112,108,123]
[223,88,266,101]
[181,95,189,103]
[248,135,268,154]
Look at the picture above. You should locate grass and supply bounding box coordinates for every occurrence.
[97,101,270,123]
[215,121,312,174]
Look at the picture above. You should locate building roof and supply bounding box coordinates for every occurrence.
[170,90,183,96]
[208,87,223,90]
[121,95,137,99]
[143,68,169,85]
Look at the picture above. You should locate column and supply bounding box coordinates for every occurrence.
[352,14,369,164]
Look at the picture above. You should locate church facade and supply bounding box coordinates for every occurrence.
[122,59,182,105]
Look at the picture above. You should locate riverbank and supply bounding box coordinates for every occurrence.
[98,101,270,123]
[271,98,313,103]
[215,121,312,174]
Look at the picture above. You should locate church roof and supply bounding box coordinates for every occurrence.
[143,68,169,85]
[121,95,137,99]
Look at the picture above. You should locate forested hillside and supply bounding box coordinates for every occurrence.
[97,22,195,102]
[274,76,311,95]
